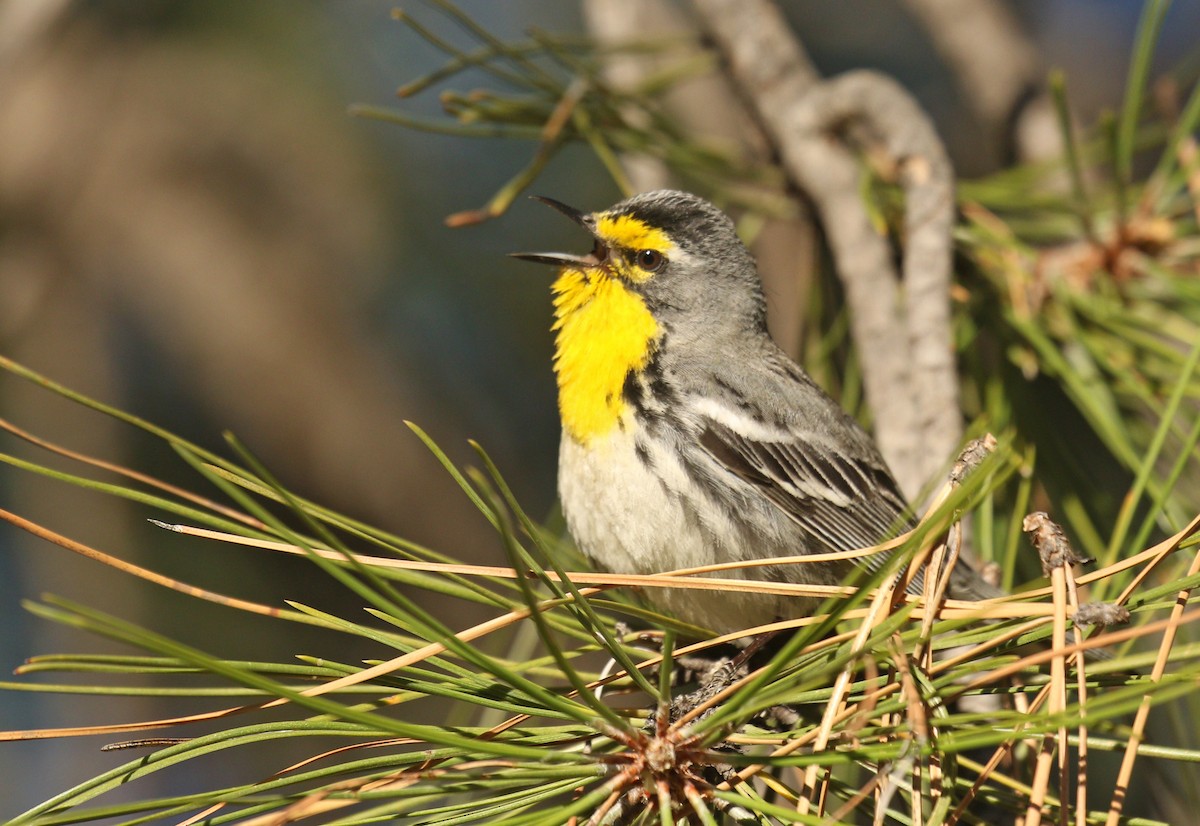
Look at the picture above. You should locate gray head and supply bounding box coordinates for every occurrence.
[513,189,767,336]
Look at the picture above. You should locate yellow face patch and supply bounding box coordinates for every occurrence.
[551,267,660,444]
[594,213,673,283]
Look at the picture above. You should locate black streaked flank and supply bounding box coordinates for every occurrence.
[633,439,653,469]
[621,369,644,407]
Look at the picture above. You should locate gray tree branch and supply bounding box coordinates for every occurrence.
[692,0,961,499]
[802,71,960,488]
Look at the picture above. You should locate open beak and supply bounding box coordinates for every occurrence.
[528,195,589,226]
[510,196,605,268]
[509,251,599,267]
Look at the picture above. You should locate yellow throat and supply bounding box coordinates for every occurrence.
[551,268,659,444]
[547,211,675,444]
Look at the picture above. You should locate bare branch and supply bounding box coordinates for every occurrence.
[689,0,820,106]
[693,0,961,498]
[801,70,961,488]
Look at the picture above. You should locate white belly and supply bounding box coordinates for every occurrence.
[557,420,802,633]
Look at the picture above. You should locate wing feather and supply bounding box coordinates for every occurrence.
[698,416,913,579]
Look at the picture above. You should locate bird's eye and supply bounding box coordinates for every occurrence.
[635,249,666,272]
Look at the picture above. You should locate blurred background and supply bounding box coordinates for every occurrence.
[1,0,1198,817]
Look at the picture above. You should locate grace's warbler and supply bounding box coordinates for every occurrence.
[514,190,996,634]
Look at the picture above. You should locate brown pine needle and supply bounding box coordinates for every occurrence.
[0,508,285,619]
[154,521,1113,621]
[1105,545,1200,826]
[0,416,264,530]
[1065,566,1091,826]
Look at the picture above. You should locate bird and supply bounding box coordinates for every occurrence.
[512,189,995,634]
